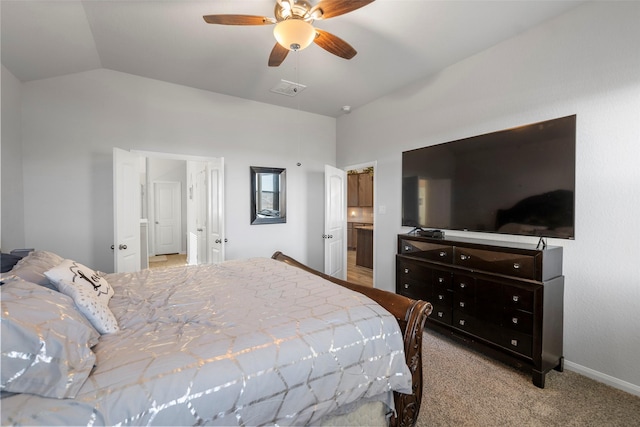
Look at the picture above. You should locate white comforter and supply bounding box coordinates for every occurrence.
[2,257,411,426]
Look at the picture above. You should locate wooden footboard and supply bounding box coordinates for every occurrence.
[271,252,432,427]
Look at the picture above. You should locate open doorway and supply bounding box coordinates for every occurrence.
[345,162,375,287]
[113,148,224,273]
[144,155,224,268]
[146,158,185,261]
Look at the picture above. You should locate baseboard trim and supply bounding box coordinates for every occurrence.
[564,360,640,397]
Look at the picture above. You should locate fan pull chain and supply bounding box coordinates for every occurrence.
[295,50,302,167]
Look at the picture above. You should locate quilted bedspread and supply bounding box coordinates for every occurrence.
[2,257,411,426]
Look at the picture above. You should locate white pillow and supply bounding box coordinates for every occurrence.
[45,260,119,334]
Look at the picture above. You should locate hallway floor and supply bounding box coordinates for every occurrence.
[347,249,373,287]
[148,253,187,269]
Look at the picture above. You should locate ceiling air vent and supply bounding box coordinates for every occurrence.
[270,79,306,97]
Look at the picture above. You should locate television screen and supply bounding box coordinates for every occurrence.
[402,115,576,239]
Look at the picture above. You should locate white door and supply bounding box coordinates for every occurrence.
[186,161,208,265]
[208,159,225,264]
[113,148,141,273]
[196,166,208,264]
[324,165,347,279]
[153,181,181,255]
[186,162,198,265]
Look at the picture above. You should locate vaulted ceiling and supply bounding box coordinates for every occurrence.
[1,1,582,117]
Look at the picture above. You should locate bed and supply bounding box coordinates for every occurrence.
[1,250,431,426]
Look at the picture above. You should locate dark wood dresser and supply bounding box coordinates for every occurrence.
[396,233,564,387]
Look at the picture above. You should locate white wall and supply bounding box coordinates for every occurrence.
[19,69,335,272]
[1,65,26,250]
[337,2,640,394]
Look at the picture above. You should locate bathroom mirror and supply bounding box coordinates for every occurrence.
[250,166,286,224]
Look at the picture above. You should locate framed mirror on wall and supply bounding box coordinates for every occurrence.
[251,166,286,224]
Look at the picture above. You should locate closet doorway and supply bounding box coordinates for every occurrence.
[345,162,375,288]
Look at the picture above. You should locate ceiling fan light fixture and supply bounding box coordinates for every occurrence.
[273,19,315,51]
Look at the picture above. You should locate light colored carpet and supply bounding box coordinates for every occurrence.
[418,330,640,426]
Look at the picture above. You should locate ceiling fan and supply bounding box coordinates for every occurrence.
[203,0,375,67]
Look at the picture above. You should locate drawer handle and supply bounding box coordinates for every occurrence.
[404,283,410,289]
[511,339,518,347]
[459,301,465,308]
[404,245,412,252]
[438,294,444,300]
[439,251,447,257]
[438,277,444,283]
[459,319,466,326]
[404,268,409,274]
[460,254,471,261]
[512,317,519,324]
[459,283,467,289]
[513,263,521,270]
[512,295,519,303]
[437,312,444,318]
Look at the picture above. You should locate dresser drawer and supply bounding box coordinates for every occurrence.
[454,247,536,279]
[499,330,533,358]
[452,311,482,335]
[453,274,476,296]
[453,296,474,315]
[433,270,453,291]
[399,239,453,263]
[397,257,433,281]
[397,277,432,300]
[503,285,535,312]
[432,289,453,306]
[430,304,452,325]
[503,309,533,333]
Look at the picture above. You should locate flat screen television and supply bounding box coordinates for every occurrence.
[402,115,576,239]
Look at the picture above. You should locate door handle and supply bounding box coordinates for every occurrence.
[119,244,127,250]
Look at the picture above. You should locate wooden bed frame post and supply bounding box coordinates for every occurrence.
[390,299,432,427]
[271,252,432,427]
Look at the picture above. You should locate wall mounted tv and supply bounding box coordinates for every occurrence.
[402,115,576,239]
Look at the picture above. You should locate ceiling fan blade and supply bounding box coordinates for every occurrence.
[314,29,357,60]
[268,43,289,67]
[313,0,375,19]
[203,15,275,25]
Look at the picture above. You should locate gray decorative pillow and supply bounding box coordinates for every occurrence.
[5,250,64,290]
[45,259,119,334]
[0,278,100,398]
[1,253,23,273]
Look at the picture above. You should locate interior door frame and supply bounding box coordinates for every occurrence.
[343,161,377,288]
